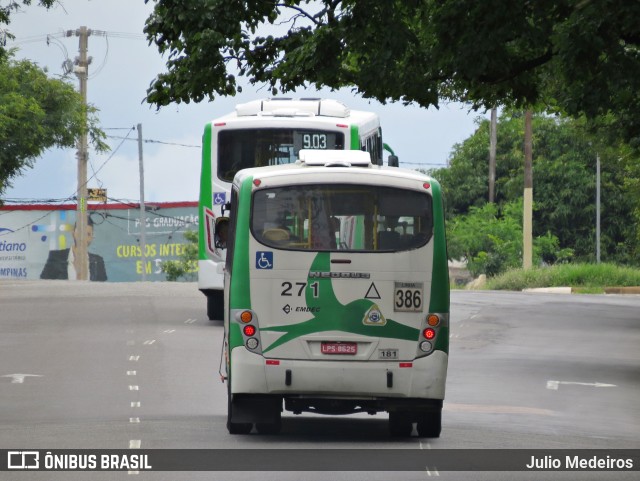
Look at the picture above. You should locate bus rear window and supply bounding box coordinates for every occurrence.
[218,129,345,182]
[251,184,433,252]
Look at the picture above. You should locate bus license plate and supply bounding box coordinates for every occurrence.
[321,342,357,355]
[378,348,398,360]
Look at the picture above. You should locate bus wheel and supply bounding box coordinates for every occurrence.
[417,410,442,438]
[207,290,224,321]
[227,419,252,435]
[227,388,252,434]
[388,412,413,437]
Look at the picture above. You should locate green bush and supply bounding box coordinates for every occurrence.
[487,263,640,290]
[447,199,573,277]
[160,230,199,281]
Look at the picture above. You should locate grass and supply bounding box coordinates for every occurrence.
[484,263,640,291]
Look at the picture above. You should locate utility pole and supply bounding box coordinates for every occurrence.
[596,153,601,263]
[489,107,497,203]
[523,110,533,269]
[137,124,147,281]
[73,26,90,280]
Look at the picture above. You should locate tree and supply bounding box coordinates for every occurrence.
[143,0,640,143]
[430,112,639,264]
[161,230,199,281]
[447,199,573,277]
[0,51,107,198]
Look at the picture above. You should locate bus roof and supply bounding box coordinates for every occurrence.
[209,98,379,126]
[233,150,438,191]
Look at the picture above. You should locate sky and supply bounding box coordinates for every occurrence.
[3,0,483,204]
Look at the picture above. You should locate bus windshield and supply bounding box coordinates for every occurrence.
[218,129,345,181]
[251,184,433,252]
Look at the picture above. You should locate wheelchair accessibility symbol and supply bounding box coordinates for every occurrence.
[256,251,273,269]
[213,192,227,205]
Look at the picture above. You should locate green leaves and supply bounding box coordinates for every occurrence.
[432,111,639,272]
[143,1,640,145]
[0,52,107,196]
[160,229,199,281]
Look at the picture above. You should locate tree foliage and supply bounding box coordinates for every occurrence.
[0,51,107,197]
[161,230,199,281]
[144,0,640,143]
[447,199,573,277]
[431,112,640,265]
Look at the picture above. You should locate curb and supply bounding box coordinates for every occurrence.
[522,287,572,294]
[603,286,640,295]
[521,286,640,294]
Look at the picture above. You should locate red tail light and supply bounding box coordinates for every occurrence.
[423,328,436,340]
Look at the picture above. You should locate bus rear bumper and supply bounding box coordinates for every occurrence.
[230,348,447,402]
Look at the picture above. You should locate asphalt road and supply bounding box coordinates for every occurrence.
[0,281,638,480]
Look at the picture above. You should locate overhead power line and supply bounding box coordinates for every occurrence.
[106,135,201,149]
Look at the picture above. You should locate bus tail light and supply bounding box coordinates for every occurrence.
[427,314,440,327]
[243,325,256,337]
[423,328,436,340]
[419,341,433,353]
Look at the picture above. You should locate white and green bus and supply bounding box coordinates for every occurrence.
[199,98,396,320]
[219,150,449,437]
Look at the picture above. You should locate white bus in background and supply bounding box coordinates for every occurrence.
[198,98,397,320]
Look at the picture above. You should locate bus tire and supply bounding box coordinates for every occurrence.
[207,290,224,321]
[388,412,413,437]
[417,410,442,438]
[227,387,252,435]
[227,419,252,435]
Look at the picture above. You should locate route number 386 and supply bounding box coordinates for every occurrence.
[393,282,423,312]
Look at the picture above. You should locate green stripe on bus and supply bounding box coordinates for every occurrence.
[428,179,450,354]
[350,125,360,150]
[199,123,213,260]
[229,176,254,352]
[230,176,254,311]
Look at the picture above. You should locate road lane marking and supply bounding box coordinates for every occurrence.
[129,417,140,424]
[1,374,42,384]
[129,356,140,361]
[128,440,141,474]
[129,385,139,391]
[546,380,617,390]
[143,340,156,345]
[185,318,197,324]
[131,402,141,408]
[127,371,137,376]
[163,329,176,334]
[444,403,554,416]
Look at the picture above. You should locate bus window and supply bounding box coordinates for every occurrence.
[218,129,345,182]
[251,185,433,252]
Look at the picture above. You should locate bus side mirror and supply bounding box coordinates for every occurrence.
[388,155,399,167]
[215,217,230,249]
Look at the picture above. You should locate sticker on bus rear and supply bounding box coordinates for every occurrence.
[256,251,273,269]
[394,282,424,312]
